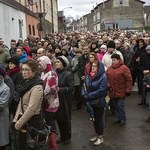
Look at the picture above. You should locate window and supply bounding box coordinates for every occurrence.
[32,25,35,35]
[28,24,31,35]
[119,0,124,5]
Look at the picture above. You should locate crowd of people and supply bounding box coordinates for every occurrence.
[0,29,150,149]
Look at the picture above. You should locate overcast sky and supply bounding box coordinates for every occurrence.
[58,0,150,19]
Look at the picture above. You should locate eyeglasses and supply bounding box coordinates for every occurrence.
[21,68,31,72]
[92,65,98,68]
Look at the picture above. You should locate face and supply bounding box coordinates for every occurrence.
[21,64,35,79]
[55,59,63,69]
[89,55,95,63]
[9,62,17,70]
[92,44,96,48]
[55,48,61,53]
[139,40,143,47]
[10,42,16,48]
[83,46,90,54]
[38,63,44,72]
[16,48,23,56]
[112,58,119,65]
[24,40,29,46]
[107,48,114,53]
[146,49,150,54]
[62,50,67,55]
[46,51,53,58]
[37,49,45,58]
[76,52,82,58]
[91,63,98,72]
[115,41,121,49]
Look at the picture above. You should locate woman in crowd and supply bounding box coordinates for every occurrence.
[82,60,108,146]
[97,45,107,61]
[84,52,98,77]
[11,59,44,149]
[123,42,135,85]
[55,55,74,145]
[37,56,59,150]
[7,56,23,116]
[0,66,10,150]
[106,54,132,126]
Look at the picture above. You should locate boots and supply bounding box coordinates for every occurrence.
[48,132,57,150]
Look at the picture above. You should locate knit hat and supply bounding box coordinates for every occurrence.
[107,40,115,49]
[57,56,69,67]
[111,53,121,60]
[61,46,68,52]
[0,65,6,77]
[145,45,150,51]
[100,45,107,49]
[7,56,20,66]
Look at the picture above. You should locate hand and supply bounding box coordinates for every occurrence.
[11,122,16,130]
[83,95,89,99]
[126,93,130,97]
[143,70,149,75]
[146,85,150,88]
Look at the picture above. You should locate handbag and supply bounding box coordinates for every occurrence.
[89,98,100,107]
[20,99,51,150]
[25,124,51,150]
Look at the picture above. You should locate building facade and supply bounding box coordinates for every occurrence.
[92,0,145,31]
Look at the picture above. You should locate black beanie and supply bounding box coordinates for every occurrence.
[107,40,115,49]
[111,53,120,60]
[7,56,20,66]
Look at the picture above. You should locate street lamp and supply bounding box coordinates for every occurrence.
[62,7,72,32]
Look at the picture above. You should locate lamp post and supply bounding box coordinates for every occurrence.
[62,7,72,32]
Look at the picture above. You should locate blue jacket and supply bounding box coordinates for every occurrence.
[82,61,108,108]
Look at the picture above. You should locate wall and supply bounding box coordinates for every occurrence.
[0,2,26,47]
[100,0,144,29]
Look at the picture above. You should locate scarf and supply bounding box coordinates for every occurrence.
[7,67,20,76]
[90,71,97,78]
[14,77,43,101]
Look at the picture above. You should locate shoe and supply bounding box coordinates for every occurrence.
[137,99,146,105]
[113,120,121,124]
[64,139,70,144]
[90,136,97,142]
[93,138,103,146]
[56,137,64,144]
[120,121,125,126]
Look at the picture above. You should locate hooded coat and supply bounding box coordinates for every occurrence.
[37,56,59,111]
[82,61,108,108]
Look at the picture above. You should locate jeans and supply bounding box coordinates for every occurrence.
[147,92,150,115]
[112,98,126,122]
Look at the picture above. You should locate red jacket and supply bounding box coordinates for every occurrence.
[106,59,132,98]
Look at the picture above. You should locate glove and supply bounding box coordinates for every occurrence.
[11,122,16,131]
[126,93,130,97]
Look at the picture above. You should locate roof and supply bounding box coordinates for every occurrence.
[92,0,146,12]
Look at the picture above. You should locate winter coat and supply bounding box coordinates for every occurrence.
[56,68,74,122]
[13,85,43,130]
[97,50,107,61]
[0,78,10,146]
[102,49,124,70]
[0,49,11,68]
[71,56,80,86]
[78,54,89,79]
[123,50,135,70]
[19,52,28,63]
[106,59,132,98]
[38,56,59,111]
[82,61,108,108]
